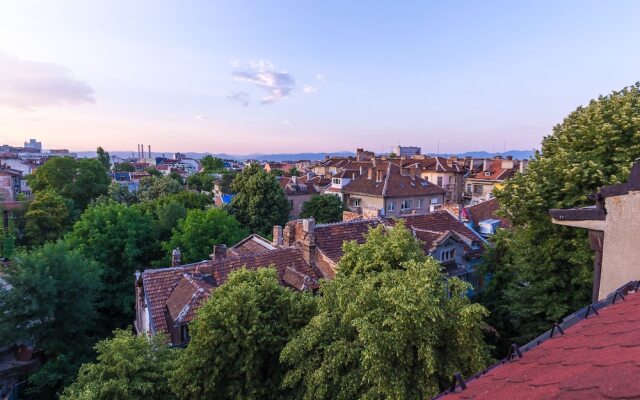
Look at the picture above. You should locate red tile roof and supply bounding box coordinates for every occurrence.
[386,211,481,244]
[142,247,319,335]
[314,219,382,264]
[437,282,640,400]
[468,160,516,182]
[342,163,446,198]
[165,273,215,324]
[279,177,319,196]
[464,198,512,229]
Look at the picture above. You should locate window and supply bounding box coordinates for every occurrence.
[387,201,396,211]
[289,199,294,209]
[180,324,190,343]
[437,176,443,187]
[430,197,440,205]
[466,184,471,193]
[401,200,412,210]
[473,185,483,195]
[489,191,494,199]
[353,199,361,207]
[332,178,340,185]
[440,248,455,261]
[416,199,423,209]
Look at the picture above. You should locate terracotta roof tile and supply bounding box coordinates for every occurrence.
[465,198,512,229]
[438,284,640,400]
[342,163,446,198]
[314,219,381,263]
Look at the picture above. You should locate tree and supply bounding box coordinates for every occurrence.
[114,162,135,172]
[388,152,398,158]
[220,171,237,193]
[163,208,247,264]
[170,268,316,400]
[483,83,640,345]
[281,223,490,399]
[0,242,102,398]
[24,190,72,245]
[61,329,176,400]
[96,146,111,170]
[145,166,162,177]
[200,155,225,173]
[136,175,184,203]
[64,201,161,331]
[300,195,344,224]
[154,199,187,241]
[186,172,214,192]
[27,157,110,213]
[230,163,289,236]
[107,181,137,205]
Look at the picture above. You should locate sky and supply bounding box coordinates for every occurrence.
[0,1,639,155]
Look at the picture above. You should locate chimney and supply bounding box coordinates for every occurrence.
[172,248,181,267]
[148,145,151,159]
[367,168,373,180]
[211,244,227,260]
[359,166,364,175]
[301,218,315,266]
[372,158,378,167]
[519,159,527,173]
[482,159,488,171]
[376,169,383,182]
[273,225,283,246]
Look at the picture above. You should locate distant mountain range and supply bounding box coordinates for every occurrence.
[75,149,535,162]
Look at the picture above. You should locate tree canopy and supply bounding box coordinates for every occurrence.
[163,207,247,264]
[96,147,111,170]
[0,242,102,398]
[136,175,184,203]
[281,222,490,399]
[27,157,110,213]
[230,163,289,236]
[484,82,640,345]
[300,194,344,224]
[170,268,316,400]
[24,190,72,245]
[64,201,160,330]
[114,162,135,172]
[200,155,225,173]
[61,329,176,400]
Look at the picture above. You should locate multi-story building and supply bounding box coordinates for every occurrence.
[341,161,446,217]
[392,145,421,157]
[399,156,467,204]
[464,157,526,205]
[278,175,319,219]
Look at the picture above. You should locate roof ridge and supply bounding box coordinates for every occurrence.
[315,218,381,228]
[381,162,391,197]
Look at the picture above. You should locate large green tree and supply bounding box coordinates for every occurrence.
[27,157,110,213]
[136,175,184,203]
[96,146,111,170]
[230,163,289,235]
[163,207,247,264]
[64,201,160,330]
[61,329,176,400]
[0,242,102,399]
[24,190,72,245]
[281,223,490,399]
[483,83,640,345]
[300,194,344,224]
[200,155,225,173]
[170,268,316,400]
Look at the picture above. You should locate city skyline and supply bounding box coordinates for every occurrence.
[1,0,640,153]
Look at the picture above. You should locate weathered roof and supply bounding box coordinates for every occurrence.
[166,273,215,324]
[437,281,640,400]
[468,160,516,182]
[342,163,446,198]
[465,198,512,229]
[314,219,382,264]
[386,211,481,244]
[142,247,319,335]
[229,234,275,256]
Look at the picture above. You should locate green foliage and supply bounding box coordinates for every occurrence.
[64,201,161,330]
[170,268,316,400]
[153,191,213,211]
[200,155,225,173]
[219,171,237,193]
[137,175,184,203]
[107,181,137,205]
[485,83,640,345]
[300,195,344,224]
[388,152,398,158]
[0,242,102,398]
[281,224,490,399]
[154,200,187,241]
[96,147,111,170]
[61,329,177,400]
[338,220,426,277]
[27,157,110,213]
[145,167,162,177]
[186,172,214,192]
[230,163,290,236]
[164,207,247,263]
[24,190,72,245]
[114,162,135,172]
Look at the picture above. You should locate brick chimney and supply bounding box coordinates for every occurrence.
[372,158,378,167]
[211,244,227,260]
[273,225,283,246]
[172,248,181,267]
[301,218,316,266]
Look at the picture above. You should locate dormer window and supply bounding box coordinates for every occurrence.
[484,171,491,176]
[332,178,341,185]
[440,249,455,261]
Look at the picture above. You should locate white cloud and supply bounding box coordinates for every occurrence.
[232,60,296,104]
[194,114,209,120]
[302,84,317,93]
[0,51,95,110]
[316,73,327,82]
[226,91,250,106]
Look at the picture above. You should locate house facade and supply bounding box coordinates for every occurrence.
[464,157,525,205]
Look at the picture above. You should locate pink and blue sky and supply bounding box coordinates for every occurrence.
[1,0,639,154]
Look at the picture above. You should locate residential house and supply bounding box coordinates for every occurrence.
[341,161,446,217]
[462,197,512,236]
[264,162,294,174]
[399,156,467,204]
[464,157,525,205]
[279,176,319,219]
[0,168,23,201]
